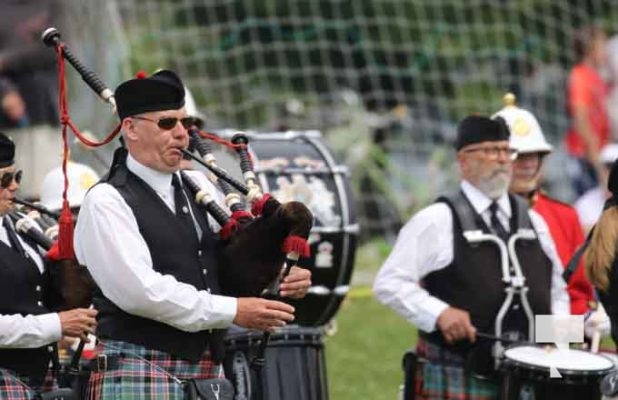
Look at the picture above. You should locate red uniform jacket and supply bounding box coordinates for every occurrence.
[533,192,594,314]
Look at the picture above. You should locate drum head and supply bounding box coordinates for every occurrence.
[503,345,615,374]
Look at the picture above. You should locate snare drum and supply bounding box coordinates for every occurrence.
[214,130,359,326]
[223,326,329,400]
[500,345,615,400]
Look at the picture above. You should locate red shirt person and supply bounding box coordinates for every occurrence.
[533,192,592,314]
[566,64,610,158]
[494,93,594,315]
[564,25,610,195]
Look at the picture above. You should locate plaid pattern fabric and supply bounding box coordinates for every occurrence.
[415,339,499,400]
[0,367,58,400]
[87,340,223,400]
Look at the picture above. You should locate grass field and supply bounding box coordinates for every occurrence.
[320,242,618,400]
[320,240,418,400]
[324,289,418,400]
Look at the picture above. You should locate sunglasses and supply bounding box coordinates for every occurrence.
[132,116,197,130]
[0,170,22,188]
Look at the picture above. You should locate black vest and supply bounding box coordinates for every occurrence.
[422,191,552,351]
[93,151,226,362]
[0,235,54,383]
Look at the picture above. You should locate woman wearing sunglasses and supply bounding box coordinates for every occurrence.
[0,132,97,399]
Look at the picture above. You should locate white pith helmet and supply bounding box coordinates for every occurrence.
[40,162,100,212]
[492,93,553,155]
[184,86,206,127]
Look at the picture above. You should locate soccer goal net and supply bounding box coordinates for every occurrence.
[63,0,618,242]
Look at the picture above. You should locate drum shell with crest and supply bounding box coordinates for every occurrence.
[211,130,358,327]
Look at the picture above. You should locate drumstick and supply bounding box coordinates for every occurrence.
[592,330,601,353]
[476,332,527,344]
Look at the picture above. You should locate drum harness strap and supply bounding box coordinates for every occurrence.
[562,227,593,284]
[231,351,251,400]
[445,192,537,368]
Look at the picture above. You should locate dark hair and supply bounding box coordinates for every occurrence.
[573,25,605,62]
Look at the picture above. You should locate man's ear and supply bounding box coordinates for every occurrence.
[456,151,465,165]
[122,118,139,143]
[457,151,469,175]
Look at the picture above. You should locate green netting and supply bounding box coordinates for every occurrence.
[64,0,618,241]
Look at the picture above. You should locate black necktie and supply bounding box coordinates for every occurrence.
[3,216,27,257]
[171,174,198,238]
[489,201,509,242]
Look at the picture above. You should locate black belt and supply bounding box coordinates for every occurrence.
[88,353,122,373]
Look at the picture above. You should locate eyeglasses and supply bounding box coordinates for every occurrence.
[131,116,197,130]
[463,146,518,161]
[0,170,22,188]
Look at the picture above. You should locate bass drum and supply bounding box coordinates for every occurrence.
[223,326,328,400]
[215,130,359,326]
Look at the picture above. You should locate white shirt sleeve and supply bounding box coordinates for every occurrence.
[74,183,238,333]
[528,210,571,316]
[0,313,61,348]
[373,203,454,333]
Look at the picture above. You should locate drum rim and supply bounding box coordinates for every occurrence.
[225,327,324,340]
[502,344,616,376]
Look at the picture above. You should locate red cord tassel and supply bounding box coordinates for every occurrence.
[282,235,310,258]
[230,210,253,222]
[45,240,60,261]
[251,193,272,217]
[51,42,123,261]
[57,199,75,260]
[219,219,239,240]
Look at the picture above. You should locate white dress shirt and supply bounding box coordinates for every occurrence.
[0,313,61,348]
[74,154,237,333]
[0,216,62,348]
[373,180,570,333]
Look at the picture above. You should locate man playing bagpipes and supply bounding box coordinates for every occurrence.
[73,69,312,399]
[0,132,97,399]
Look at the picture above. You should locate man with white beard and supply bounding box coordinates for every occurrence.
[373,115,569,399]
[494,95,595,317]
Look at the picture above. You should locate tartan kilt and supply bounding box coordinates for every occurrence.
[0,367,58,400]
[414,339,499,400]
[87,340,223,400]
